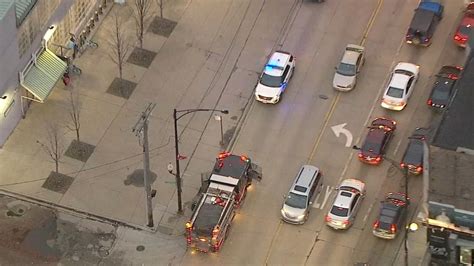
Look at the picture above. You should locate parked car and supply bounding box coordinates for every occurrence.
[357,117,397,165]
[405,0,443,46]
[254,51,295,104]
[453,3,474,48]
[281,165,323,224]
[400,128,427,175]
[325,179,365,230]
[381,62,419,111]
[427,66,462,109]
[373,192,409,239]
[333,44,365,91]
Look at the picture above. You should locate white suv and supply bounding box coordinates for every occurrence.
[254,51,295,104]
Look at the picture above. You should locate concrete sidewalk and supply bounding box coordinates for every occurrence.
[0,0,266,251]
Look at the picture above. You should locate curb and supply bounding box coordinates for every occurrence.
[0,189,156,232]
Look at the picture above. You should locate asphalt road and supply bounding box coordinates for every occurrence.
[181,0,467,265]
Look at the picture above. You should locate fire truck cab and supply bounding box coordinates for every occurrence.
[185,151,261,252]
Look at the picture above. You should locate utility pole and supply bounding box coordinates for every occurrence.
[133,103,156,228]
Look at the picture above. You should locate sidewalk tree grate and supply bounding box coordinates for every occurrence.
[147,16,177,37]
[64,140,95,162]
[42,172,74,194]
[124,169,157,187]
[127,47,156,68]
[106,78,137,99]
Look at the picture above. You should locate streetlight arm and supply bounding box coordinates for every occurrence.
[175,108,228,121]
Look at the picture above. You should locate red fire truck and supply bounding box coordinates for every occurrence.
[185,151,261,252]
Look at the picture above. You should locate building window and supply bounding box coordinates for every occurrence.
[16,0,61,57]
[459,247,473,265]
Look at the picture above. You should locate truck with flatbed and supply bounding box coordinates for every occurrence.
[185,151,261,252]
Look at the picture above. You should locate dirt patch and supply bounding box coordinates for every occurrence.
[127,47,156,68]
[106,78,137,99]
[64,140,95,162]
[147,16,177,37]
[42,172,74,194]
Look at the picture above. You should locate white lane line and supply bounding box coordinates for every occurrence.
[313,191,322,209]
[320,186,333,210]
[392,138,403,158]
[363,201,376,223]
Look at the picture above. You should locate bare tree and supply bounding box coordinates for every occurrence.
[66,90,81,142]
[108,12,130,85]
[133,0,152,48]
[155,0,164,18]
[37,122,65,173]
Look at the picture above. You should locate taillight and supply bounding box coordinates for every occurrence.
[427,99,432,106]
[416,166,423,173]
[390,224,397,234]
[375,156,382,162]
[400,163,406,168]
[325,215,332,222]
[448,73,458,80]
[373,220,379,229]
[358,153,363,158]
[454,35,461,41]
[343,220,350,225]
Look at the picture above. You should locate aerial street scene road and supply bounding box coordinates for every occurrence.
[0,0,473,265]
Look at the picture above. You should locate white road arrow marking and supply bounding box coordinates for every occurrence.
[331,123,353,147]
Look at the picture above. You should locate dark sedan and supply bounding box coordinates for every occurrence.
[427,66,462,109]
[357,117,397,165]
[373,192,409,239]
[401,128,427,175]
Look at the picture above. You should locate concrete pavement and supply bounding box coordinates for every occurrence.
[0,0,432,264]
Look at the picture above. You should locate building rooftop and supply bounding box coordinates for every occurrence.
[432,57,474,153]
[0,0,37,26]
[0,0,13,20]
[428,146,474,213]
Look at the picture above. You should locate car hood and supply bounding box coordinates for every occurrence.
[333,73,355,88]
[282,204,305,217]
[255,83,280,97]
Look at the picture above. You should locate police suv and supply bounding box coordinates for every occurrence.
[254,51,295,104]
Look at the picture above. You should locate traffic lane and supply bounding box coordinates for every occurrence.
[264,223,319,265]
[236,0,299,73]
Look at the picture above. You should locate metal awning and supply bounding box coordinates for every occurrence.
[20,47,67,103]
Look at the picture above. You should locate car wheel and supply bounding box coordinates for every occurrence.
[291,66,295,78]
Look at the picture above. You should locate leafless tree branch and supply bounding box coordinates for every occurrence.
[37,122,65,173]
[108,11,131,81]
[133,0,152,48]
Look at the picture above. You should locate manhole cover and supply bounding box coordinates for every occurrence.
[319,94,329,100]
[136,245,145,252]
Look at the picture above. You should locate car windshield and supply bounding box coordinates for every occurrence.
[379,208,398,230]
[386,87,404,98]
[285,192,307,209]
[459,25,472,35]
[403,140,423,164]
[330,206,349,217]
[336,62,356,76]
[260,73,283,88]
[432,85,451,101]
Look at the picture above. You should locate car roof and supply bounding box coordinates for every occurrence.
[291,165,320,196]
[411,8,436,32]
[264,51,291,76]
[334,190,356,209]
[341,50,359,65]
[362,129,386,153]
[389,73,410,89]
[403,139,424,164]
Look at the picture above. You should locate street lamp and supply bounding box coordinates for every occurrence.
[172,108,229,214]
[352,145,410,266]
